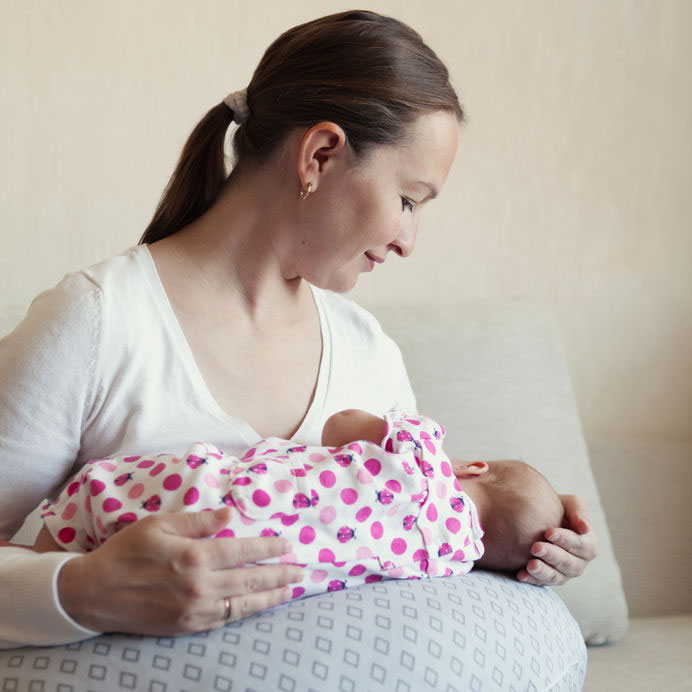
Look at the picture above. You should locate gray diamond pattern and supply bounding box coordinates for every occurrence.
[0,571,585,690]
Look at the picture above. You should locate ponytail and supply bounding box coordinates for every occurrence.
[139,103,234,244]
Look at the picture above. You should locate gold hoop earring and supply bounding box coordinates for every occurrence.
[299,182,312,200]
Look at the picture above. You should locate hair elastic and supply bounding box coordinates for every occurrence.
[223,89,249,124]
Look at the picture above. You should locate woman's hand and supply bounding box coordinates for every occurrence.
[517,494,598,586]
[57,507,303,636]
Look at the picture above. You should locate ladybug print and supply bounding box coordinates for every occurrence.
[141,495,161,512]
[401,460,416,475]
[328,579,346,592]
[403,514,416,531]
[292,492,311,509]
[396,430,414,443]
[333,453,353,467]
[450,496,465,513]
[186,454,207,469]
[220,492,235,507]
[337,526,356,543]
[433,428,442,440]
[260,528,280,537]
[287,445,307,453]
[248,463,267,474]
[438,542,452,557]
[114,472,134,487]
[420,459,434,478]
[310,488,320,507]
[376,489,394,505]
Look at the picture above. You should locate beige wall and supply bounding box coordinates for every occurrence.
[1,1,690,448]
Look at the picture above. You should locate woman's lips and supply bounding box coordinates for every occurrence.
[365,252,384,270]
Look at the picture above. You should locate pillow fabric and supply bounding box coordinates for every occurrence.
[373,301,629,644]
[0,571,585,691]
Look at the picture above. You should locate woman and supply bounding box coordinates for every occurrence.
[0,10,596,648]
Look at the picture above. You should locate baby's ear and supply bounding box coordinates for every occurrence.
[452,460,489,478]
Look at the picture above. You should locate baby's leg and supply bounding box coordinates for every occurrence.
[321,409,387,447]
[32,525,65,553]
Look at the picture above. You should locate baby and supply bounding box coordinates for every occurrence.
[36,410,563,599]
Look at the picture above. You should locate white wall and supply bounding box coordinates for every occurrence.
[1,0,690,539]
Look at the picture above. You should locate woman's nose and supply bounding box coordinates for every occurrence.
[389,220,418,258]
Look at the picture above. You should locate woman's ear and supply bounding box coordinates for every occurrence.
[452,460,490,479]
[296,121,348,193]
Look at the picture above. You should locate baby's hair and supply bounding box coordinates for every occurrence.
[140,10,464,245]
[477,461,564,572]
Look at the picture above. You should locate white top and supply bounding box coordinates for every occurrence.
[0,245,416,648]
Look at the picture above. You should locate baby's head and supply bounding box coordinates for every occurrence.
[456,460,564,572]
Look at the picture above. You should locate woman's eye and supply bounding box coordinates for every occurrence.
[401,197,415,214]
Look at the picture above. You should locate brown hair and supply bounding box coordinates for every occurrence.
[476,462,564,572]
[139,10,464,245]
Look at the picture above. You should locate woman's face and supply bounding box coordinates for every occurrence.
[292,110,459,293]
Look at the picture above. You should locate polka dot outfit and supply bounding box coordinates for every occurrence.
[41,411,484,599]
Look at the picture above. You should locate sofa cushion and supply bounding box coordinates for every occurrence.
[373,301,629,644]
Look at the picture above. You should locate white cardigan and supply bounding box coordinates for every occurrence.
[0,245,415,648]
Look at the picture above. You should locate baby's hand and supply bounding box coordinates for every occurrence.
[321,410,387,447]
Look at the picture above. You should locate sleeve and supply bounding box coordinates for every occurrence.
[0,273,104,647]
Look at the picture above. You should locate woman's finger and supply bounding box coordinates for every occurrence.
[517,558,567,586]
[529,541,584,579]
[545,526,599,562]
[211,563,304,597]
[212,584,295,628]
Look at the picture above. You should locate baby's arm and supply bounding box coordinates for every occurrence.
[321,409,387,447]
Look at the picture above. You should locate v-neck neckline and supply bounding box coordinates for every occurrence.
[136,244,331,446]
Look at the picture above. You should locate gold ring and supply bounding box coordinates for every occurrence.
[223,596,232,622]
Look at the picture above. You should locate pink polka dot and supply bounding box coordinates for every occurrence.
[117,512,137,524]
[57,527,76,544]
[281,513,299,526]
[309,453,327,463]
[356,468,374,484]
[319,548,335,562]
[274,479,293,493]
[453,478,462,492]
[347,442,363,454]
[426,503,438,521]
[311,569,328,583]
[319,470,336,488]
[364,574,383,584]
[67,481,80,497]
[364,458,381,476]
[421,527,433,544]
[279,552,297,564]
[215,528,235,538]
[299,526,316,544]
[61,503,77,521]
[355,506,372,522]
[98,461,117,472]
[319,505,337,524]
[95,517,107,534]
[253,489,271,507]
[440,461,452,477]
[387,566,404,578]
[149,462,166,477]
[356,546,374,559]
[340,488,358,505]
[203,473,220,489]
[136,459,155,469]
[371,521,383,539]
[239,514,256,526]
[163,474,182,491]
[385,479,402,493]
[391,537,407,555]
[446,517,461,534]
[89,479,106,496]
[413,548,428,562]
[103,497,122,513]
[127,483,145,500]
[349,564,367,576]
[183,486,200,506]
[292,586,305,599]
[451,549,465,561]
[85,495,92,514]
[437,481,448,499]
[428,559,440,576]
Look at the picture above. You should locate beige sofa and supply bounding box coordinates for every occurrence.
[2,299,691,689]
